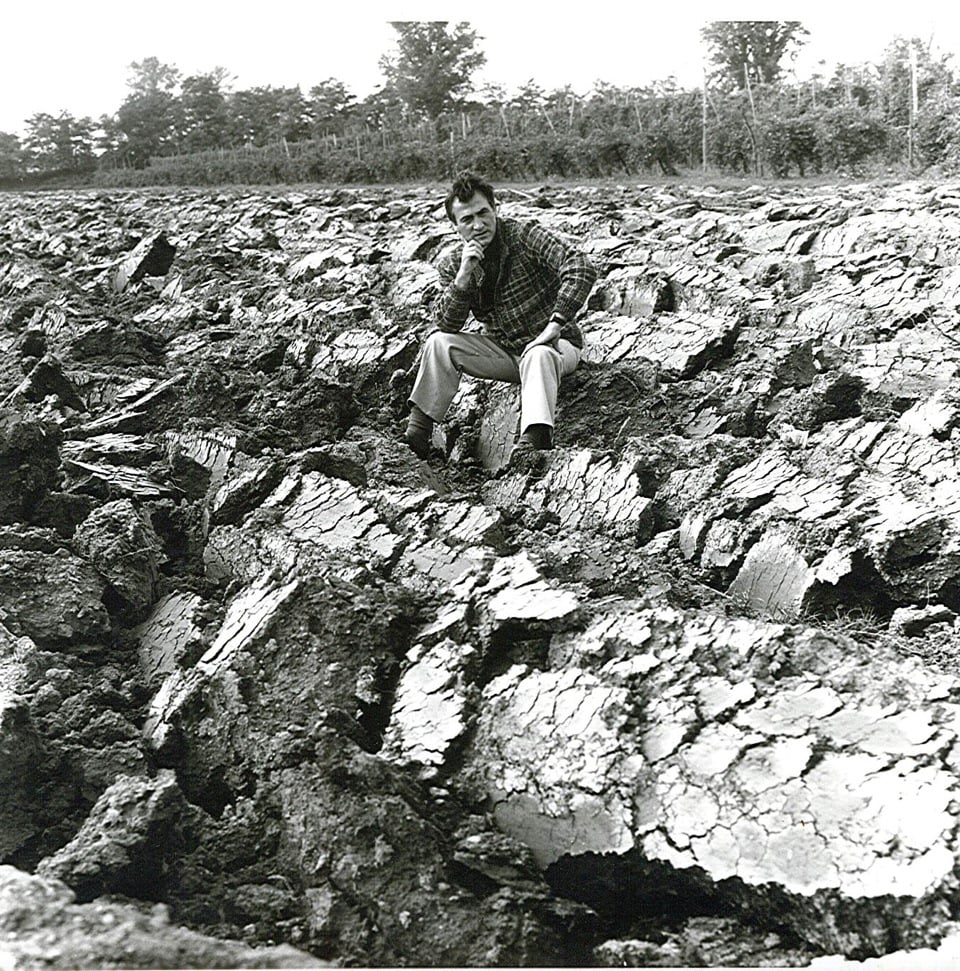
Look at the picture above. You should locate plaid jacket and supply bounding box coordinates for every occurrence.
[433,216,597,354]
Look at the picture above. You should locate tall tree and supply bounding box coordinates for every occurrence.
[96,113,124,164]
[23,111,95,171]
[229,85,310,145]
[876,36,954,127]
[114,57,183,166]
[126,56,181,98]
[180,68,232,151]
[701,21,809,89]
[508,80,547,135]
[356,85,407,131]
[378,21,486,120]
[308,79,355,137]
[0,132,23,179]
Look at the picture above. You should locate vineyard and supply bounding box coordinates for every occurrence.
[5,26,960,188]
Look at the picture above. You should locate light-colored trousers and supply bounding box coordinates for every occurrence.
[409,331,582,432]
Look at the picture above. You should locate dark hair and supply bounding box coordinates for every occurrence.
[444,171,496,223]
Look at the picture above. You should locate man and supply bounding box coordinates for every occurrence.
[404,172,597,460]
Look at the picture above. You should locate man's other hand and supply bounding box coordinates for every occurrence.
[521,321,562,356]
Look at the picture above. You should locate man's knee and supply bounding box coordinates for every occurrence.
[420,331,460,369]
[520,344,562,376]
[424,331,461,352]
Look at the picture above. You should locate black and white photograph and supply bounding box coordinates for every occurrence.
[3,3,960,968]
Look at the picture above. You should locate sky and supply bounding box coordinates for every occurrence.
[3,2,960,136]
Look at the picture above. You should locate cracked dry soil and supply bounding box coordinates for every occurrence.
[2,179,960,968]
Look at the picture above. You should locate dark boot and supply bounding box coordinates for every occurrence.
[518,423,553,450]
[404,404,434,459]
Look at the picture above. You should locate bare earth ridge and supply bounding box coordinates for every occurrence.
[2,178,960,967]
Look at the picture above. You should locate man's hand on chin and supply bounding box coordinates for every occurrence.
[454,239,485,289]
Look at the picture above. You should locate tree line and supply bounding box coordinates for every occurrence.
[3,21,960,187]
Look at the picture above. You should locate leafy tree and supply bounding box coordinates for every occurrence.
[272,86,311,142]
[471,83,510,137]
[704,91,754,172]
[228,89,263,144]
[356,85,407,131]
[95,113,124,165]
[506,80,550,136]
[114,57,183,166]
[818,64,876,110]
[229,85,310,145]
[0,132,23,179]
[308,79,355,137]
[702,21,808,89]
[814,105,887,169]
[180,68,232,151]
[762,111,820,176]
[915,91,960,169]
[584,82,637,131]
[23,111,96,171]
[126,56,181,98]
[511,79,546,111]
[379,21,486,120]
[544,85,580,134]
[875,37,955,128]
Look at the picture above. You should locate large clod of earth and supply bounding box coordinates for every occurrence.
[2,179,960,968]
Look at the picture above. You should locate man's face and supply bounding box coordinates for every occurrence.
[450,192,497,248]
